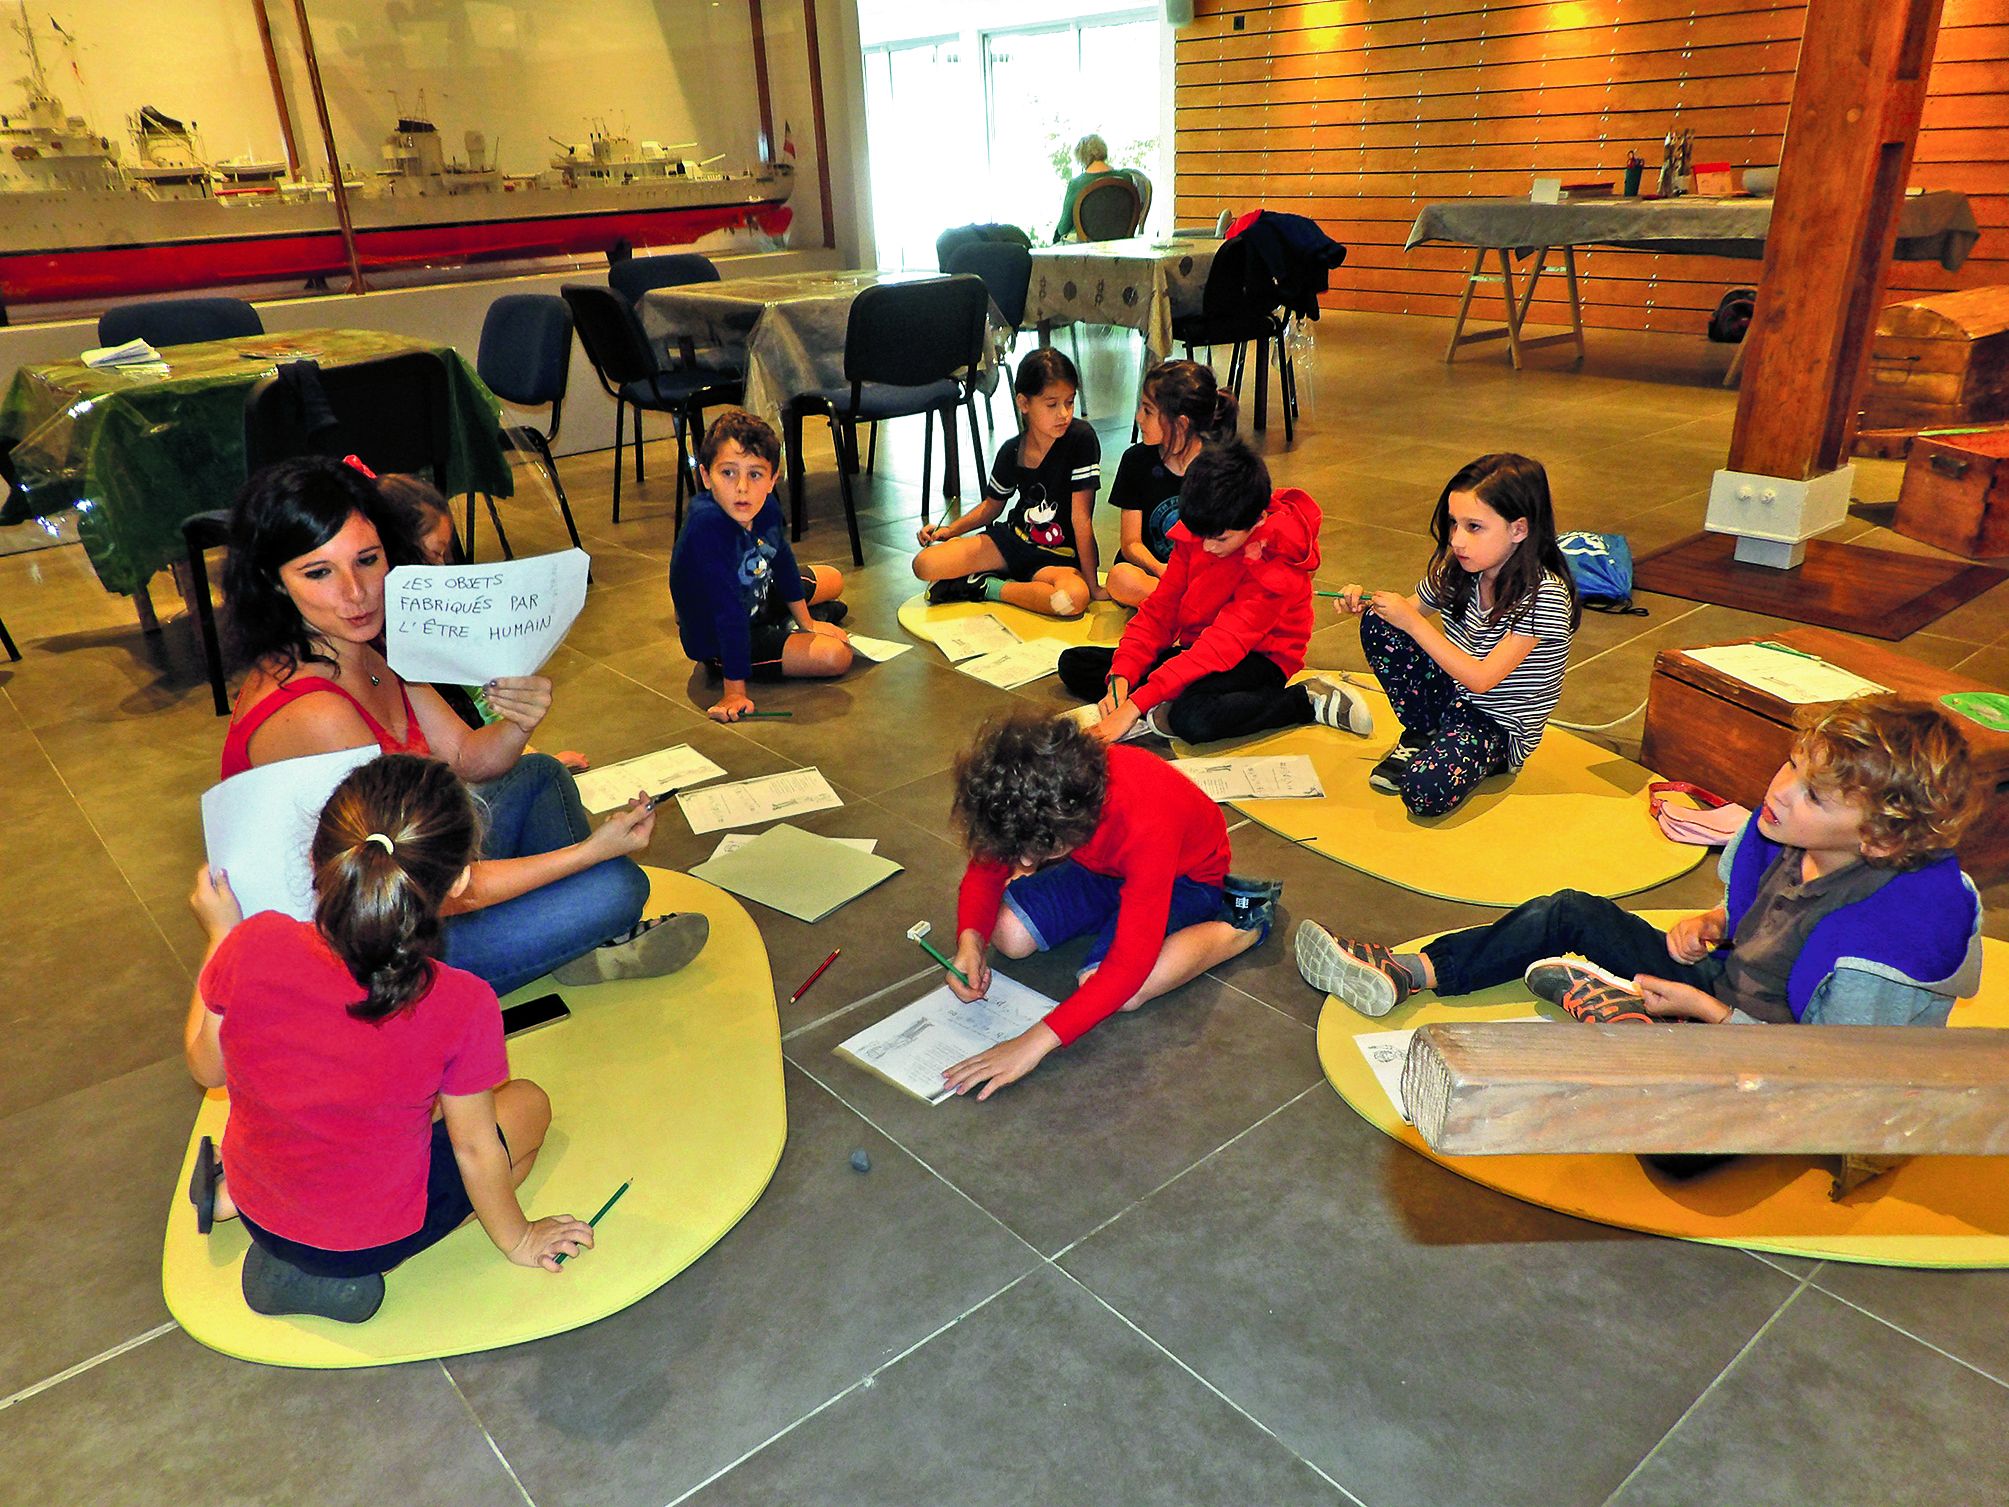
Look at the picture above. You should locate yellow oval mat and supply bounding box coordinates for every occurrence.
[1174,678,1705,906]
[163,868,786,1367]
[1314,912,2009,1268]
[896,590,1131,653]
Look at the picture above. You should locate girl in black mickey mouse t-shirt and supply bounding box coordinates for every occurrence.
[911,349,1104,619]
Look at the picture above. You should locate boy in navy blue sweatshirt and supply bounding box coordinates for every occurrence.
[670,410,852,721]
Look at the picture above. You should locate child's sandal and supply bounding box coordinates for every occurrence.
[187,1135,219,1236]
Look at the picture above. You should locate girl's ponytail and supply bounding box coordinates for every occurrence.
[310,755,481,1022]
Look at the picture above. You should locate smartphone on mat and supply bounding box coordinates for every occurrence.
[502,992,571,1037]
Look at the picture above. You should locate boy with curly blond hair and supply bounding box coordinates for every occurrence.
[1297,695,1983,1027]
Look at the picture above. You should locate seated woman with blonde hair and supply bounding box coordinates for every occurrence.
[1054,134,1131,242]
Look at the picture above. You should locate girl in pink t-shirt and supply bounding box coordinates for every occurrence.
[184,753,593,1323]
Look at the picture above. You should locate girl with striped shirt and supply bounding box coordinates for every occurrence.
[1333,453,1579,817]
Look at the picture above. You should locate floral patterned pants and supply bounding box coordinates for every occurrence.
[1361,610,1511,817]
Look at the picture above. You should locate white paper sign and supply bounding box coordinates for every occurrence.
[384,549,590,684]
[676,767,842,833]
[835,975,1058,1104]
[1174,755,1325,802]
[573,744,727,812]
[199,745,379,922]
[931,614,1020,663]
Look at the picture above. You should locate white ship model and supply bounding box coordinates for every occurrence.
[0,7,794,305]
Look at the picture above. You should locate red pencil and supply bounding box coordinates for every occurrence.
[790,948,841,1004]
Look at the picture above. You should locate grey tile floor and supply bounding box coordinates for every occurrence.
[3,311,2007,1506]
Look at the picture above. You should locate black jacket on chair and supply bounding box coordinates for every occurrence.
[1224,211,1348,322]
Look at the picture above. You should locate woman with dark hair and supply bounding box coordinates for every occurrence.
[218,456,706,995]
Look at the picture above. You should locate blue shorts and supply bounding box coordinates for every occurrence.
[239,1118,506,1280]
[1002,859,1226,970]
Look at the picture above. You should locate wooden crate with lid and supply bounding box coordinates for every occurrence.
[1894,427,2009,559]
[1641,626,2009,880]
[1859,286,2009,432]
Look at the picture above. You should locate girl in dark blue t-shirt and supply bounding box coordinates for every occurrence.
[1106,360,1237,608]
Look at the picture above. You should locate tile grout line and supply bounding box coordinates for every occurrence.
[657,1270,1039,1507]
[1202,965,1328,1035]
[1562,601,1706,680]
[1597,1278,1811,1507]
[1053,1266,1370,1507]
[438,1360,540,1507]
[0,1321,178,1413]
[1804,1282,2009,1392]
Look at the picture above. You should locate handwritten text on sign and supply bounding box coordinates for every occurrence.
[384,548,590,684]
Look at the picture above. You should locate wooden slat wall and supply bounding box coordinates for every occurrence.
[1173,0,2008,334]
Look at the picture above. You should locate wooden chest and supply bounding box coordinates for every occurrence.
[1895,427,2009,559]
[1860,286,2009,432]
[1642,627,2009,880]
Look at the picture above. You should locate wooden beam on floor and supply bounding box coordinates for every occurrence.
[1729,0,1945,478]
[1400,1022,2009,1158]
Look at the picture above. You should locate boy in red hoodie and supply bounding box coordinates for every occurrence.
[1058,438,1373,745]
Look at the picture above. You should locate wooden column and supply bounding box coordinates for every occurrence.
[1728,0,1945,480]
[747,0,775,163]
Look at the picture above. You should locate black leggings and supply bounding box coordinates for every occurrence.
[1059,645,1312,744]
[1423,888,1724,999]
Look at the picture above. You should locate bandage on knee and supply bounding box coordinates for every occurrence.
[1048,589,1078,616]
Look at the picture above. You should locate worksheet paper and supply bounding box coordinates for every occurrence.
[835,975,1059,1104]
[676,768,842,833]
[199,745,378,921]
[710,832,876,860]
[844,633,913,663]
[1355,1016,1546,1125]
[931,613,1020,663]
[1684,643,1887,705]
[690,823,904,923]
[1175,755,1325,802]
[573,745,727,812]
[383,549,590,684]
[956,637,1069,689]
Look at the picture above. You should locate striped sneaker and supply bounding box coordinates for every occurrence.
[1302,677,1374,736]
[1523,957,1653,1024]
[1293,922,1414,1017]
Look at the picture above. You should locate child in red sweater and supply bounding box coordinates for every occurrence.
[184,754,594,1323]
[1058,437,1373,745]
[938,715,1283,1099]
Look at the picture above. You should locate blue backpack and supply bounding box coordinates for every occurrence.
[1558,531,1648,615]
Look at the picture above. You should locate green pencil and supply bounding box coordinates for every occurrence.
[739,710,795,719]
[554,1178,631,1265]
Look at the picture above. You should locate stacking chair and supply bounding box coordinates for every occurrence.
[607,252,720,304]
[1124,169,1154,230]
[98,296,263,348]
[944,239,1031,457]
[1073,176,1144,242]
[0,610,17,661]
[1173,236,1298,441]
[787,275,990,565]
[181,351,455,717]
[472,293,582,562]
[561,283,741,529]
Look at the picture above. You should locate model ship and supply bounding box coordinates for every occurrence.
[0,7,793,306]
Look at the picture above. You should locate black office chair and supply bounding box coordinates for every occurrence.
[945,240,1031,456]
[1073,177,1143,242]
[1174,236,1297,441]
[181,352,456,717]
[98,296,263,348]
[562,283,741,529]
[608,252,720,304]
[472,293,582,562]
[787,275,989,564]
[0,611,18,662]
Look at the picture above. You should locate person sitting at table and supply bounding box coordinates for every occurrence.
[218,455,708,994]
[1054,134,1131,243]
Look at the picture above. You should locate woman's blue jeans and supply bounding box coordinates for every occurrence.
[441,754,649,996]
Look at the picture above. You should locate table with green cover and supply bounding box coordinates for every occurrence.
[0,329,511,597]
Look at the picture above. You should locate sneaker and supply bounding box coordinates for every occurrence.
[553,912,711,986]
[1522,957,1652,1023]
[926,574,991,606]
[1293,921,1414,1017]
[1221,874,1284,942]
[1302,677,1374,736]
[808,600,849,626]
[1367,736,1423,795]
[187,1134,219,1236]
[241,1243,386,1324]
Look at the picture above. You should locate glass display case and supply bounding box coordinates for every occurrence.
[0,0,828,320]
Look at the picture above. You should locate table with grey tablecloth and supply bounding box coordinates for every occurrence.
[1024,237,1220,362]
[1405,191,1980,270]
[639,268,1001,427]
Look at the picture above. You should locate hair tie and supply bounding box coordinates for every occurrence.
[364,832,395,854]
[342,454,379,481]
